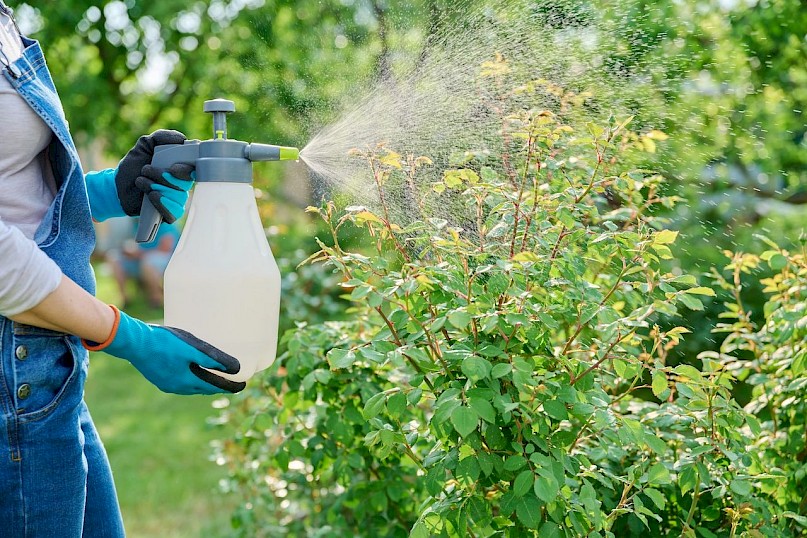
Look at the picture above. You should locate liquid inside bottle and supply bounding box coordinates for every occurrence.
[164,182,281,383]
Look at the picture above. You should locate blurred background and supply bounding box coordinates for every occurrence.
[12,0,806,536]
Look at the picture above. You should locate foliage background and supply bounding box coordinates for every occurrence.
[11,0,807,536]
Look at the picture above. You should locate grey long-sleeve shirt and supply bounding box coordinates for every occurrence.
[0,8,62,316]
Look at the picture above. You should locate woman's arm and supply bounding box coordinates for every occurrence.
[12,273,245,394]
[10,274,115,343]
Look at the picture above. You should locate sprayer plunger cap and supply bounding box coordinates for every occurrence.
[279,147,300,161]
[204,99,236,113]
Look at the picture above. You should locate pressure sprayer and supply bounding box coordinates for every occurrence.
[135,98,299,383]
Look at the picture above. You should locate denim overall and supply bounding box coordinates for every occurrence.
[0,4,125,536]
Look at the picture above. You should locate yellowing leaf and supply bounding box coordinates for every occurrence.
[379,150,402,169]
[685,287,716,297]
[354,211,383,224]
[667,326,692,337]
[444,170,464,188]
[645,130,669,140]
[461,169,480,184]
[512,251,540,263]
[416,274,435,290]
[652,370,668,398]
[480,52,510,77]
[613,115,635,135]
[666,326,691,345]
[651,244,674,259]
[641,137,657,153]
[654,229,679,245]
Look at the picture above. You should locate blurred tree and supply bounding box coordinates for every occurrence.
[602,0,806,210]
[17,0,437,155]
[533,0,805,217]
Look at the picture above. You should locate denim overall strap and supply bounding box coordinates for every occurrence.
[0,35,125,537]
[0,1,14,18]
[2,37,96,293]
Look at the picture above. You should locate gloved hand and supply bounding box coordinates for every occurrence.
[85,130,195,223]
[82,305,246,395]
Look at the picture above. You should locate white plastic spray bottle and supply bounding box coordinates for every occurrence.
[135,98,299,382]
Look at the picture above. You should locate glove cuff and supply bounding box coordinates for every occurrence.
[82,304,121,351]
[85,168,126,221]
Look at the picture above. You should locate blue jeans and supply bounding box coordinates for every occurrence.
[0,322,125,537]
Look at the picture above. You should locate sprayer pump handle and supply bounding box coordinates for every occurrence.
[204,99,235,140]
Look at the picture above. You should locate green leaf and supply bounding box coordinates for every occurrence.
[513,470,534,497]
[448,309,472,328]
[462,356,493,381]
[674,364,703,381]
[467,497,492,526]
[359,347,386,364]
[543,400,568,421]
[409,520,430,538]
[677,293,704,311]
[646,463,671,485]
[515,495,542,529]
[326,348,356,369]
[539,522,562,538]
[792,351,807,376]
[469,397,497,423]
[679,465,698,495]
[451,406,479,437]
[386,392,407,418]
[456,456,481,484]
[491,363,512,378]
[746,414,762,436]
[644,488,666,510]
[477,452,496,477]
[350,285,372,300]
[432,395,462,425]
[669,274,698,286]
[644,433,668,456]
[768,253,787,270]
[652,370,668,399]
[729,479,752,497]
[533,473,559,503]
[504,455,527,472]
[363,392,386,419]
[782,512,807,528]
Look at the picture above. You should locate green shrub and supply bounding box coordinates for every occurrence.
[708,245,807,534]
[215,80,805,537]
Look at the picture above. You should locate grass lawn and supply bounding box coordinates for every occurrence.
[83,263,237,537]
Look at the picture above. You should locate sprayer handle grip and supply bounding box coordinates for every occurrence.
[135,197,162,243]
[135,142,200,243]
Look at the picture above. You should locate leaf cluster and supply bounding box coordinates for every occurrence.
[212,75,805,535]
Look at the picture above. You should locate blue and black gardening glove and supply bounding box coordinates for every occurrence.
[82,306,246,395]
[86,130,195,223]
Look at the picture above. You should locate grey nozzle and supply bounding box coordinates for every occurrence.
[244,143,280,161]
[204,99,235,140]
